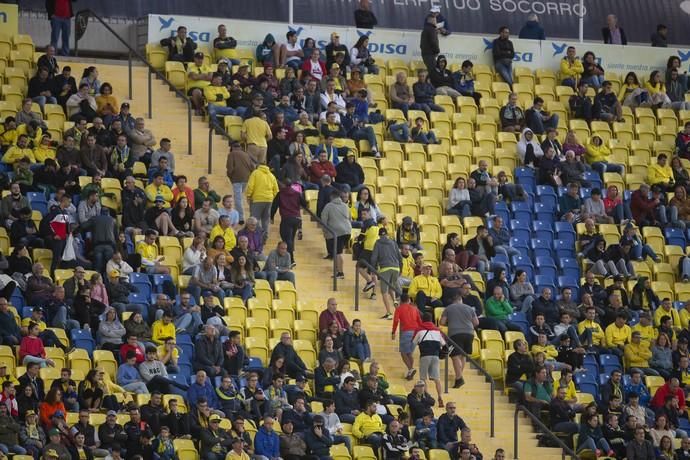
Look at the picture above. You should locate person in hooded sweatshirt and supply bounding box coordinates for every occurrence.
[335,151,365,192]
[518,14,546,40]
[428,55,460,98]
[256,34,278,68]
[370,227,403,320]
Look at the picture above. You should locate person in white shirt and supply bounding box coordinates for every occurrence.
[182,236,206,274]
[320,79,347,113]
[318,400,352,452]
[106,251,134,279]
[284,30,304,70]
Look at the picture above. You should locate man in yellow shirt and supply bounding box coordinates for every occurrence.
[631,311,658,346]
[246,163,278,239]
[34,134,56,163]
[241,111,272,165]
[209,215,237,251]
[654,298,681,328]
[560,46,584,88]
[187,52,213,115]
[2,134,35,165]
[578,306,606,350]
[352,400,385,450]
[408,262,443,312]
[399,244,415,289]
[145,173,174,207]
[647,153,674,191]
[604,312,631,358]
[680,301,690,330]
[356,209,380,299]
[624,331,659,377]
[204,73,235,130]
[151,311,176,345]
[136,229,169,274]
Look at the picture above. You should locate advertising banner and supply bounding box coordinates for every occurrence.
[147,13,689,77]
[0,2,18,36]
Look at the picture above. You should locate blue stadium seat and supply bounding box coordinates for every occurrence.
[152,274,174,292]
[531,238,553,258]
[246,357,264,372]
[535,256,557,280]
[515,167,536,189]
[532,220,554,241]
[558,257,580,279]
[536,185,558,208]
[533,202,555,224]
[574,370,596,386]
[10,293,25,310]
[510,219,531,242]
[554,221,576,246]
[664,228,686,248]
[129,274,153,300]
[510,237,531,258]
[599,354,622,372]
[508,312,529,334]
[70,329,95,355]
[583,171,602,190]
[491,254,510,270]
[579,187,592,200]
[554,239,576,259]
[511,201,533,222]
[128,292,149,306]
[166,374,187,396]
[599,373,611,386]
[534,274,556,294]
[557,186,568,197]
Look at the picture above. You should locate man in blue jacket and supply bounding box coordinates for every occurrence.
[254,416,281,459]
[518,14,546,40]
[187,370,220,412]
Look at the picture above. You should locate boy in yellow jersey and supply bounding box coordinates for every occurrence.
[136,229,169,274]
[577,305,606,351]
[604,312,631,359]
[356,209,380,300]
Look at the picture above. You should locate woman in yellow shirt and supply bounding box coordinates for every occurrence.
[618,72,648,107]
[95,82,119,125]
[645,70,672,108]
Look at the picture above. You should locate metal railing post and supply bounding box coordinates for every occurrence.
[332,238,337,291]
[147,71,152,118]
[128,51,132,100]
[514,405,579,460]
[444,355,449,394]
[354,264,360,311]
[514,407,520,460]
[208,127,213,174]
[188,102,193,155]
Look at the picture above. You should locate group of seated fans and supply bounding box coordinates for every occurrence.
[0,25,501,460]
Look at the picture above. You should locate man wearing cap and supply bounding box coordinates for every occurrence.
[19,409,46,457]
[160,26,197,62]
[187,52,214,115]
[227,436,250,460]
[325,32,350,71]
[42,426,70,460]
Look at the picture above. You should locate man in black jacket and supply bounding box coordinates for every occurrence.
[334,376,360,423]
[160,26,197,62]
[97,411,127,451]
[465,226,504,275]
[270,332,310,378]
[532,288,559,326]
[354,0,378,29]
[428,55,460,98]
[420,15,440,73]
[406,381,435,421]
[140,392,166,436]
[492,26,515,88]
[163,398,191,439]
[335,152,365,192]
[437,402,468,450]
[123,407,153,457]
[194,325,225,379]
[314,358,341,400]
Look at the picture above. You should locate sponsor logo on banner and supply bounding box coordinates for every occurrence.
[158,16,174,31]
[482,38,533,63]
[551,43,567,57]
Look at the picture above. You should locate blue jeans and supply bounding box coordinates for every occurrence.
[362,433,383,450]
[611,203,633,223]
[416,102,445,116]
[50,16,71,56]
[350,126,378,150]
[0,444,27,455]
[447,201,471,218]
[351,342,371,361]
[208,104,236,128]
[591,161,624,178]
[527,112,559,135]
[175,312,202,334]
[581,75,605,90]
[93,244,114,274]
[50,305,80,331]
[561,78,576,89]
[333,434,352,452]
[389,122,410,142]
[413,131,438,145]
[232,283,253,303]
[578,437,610,453]
[393,101,421,119]
[232,182,247,222]
[631,243,658,261]
[32,95,57,112]
[494,59,513,87]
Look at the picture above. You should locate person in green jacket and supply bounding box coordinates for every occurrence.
[484,285,523,335]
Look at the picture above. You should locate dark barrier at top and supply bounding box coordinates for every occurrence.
[295,0,690,46]
[18,0,289,22]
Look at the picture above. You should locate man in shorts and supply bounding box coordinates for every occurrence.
[370,227,402,319]
[392,293,423,380]
[356,209,381,299]
[413,313,446,408]
[440,291,479,389]
[320,190,352,279]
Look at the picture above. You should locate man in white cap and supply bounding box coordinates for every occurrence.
[428,6,450,36]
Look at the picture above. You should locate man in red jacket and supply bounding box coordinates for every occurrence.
[392,293,423,380]
[630,184,663,227]
[650,378,686,412]
[318,298,350,335]
[309,151,337,184]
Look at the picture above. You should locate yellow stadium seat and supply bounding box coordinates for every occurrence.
[456,96,478,120]
[269,318,292,339]
[429,450,451,460]
[666,245,685,271]
[480,97,500,122]
[473,63,494,87]
[441,216,463,235]
[635,107,656,126]
[253,279,273,306]
[93,350,118,380]
[651,281,674,302]
[293,319,317,343]
[514,66,535,87]
[536,68,557,87]
[44,347,65,368]
[247,300,271,324]
[491,82,511,103]
[1,84,23,109]
[352,446,377,460]
[480,348,504,382]
[504,331,526,350]
[245,336,269,365]
[481,329,505,355]
[296,301,320,328]
[675,283,690,302]
[0,345,15,373]
[330,444,352,460]
[40,366,61,388]
[293,339,316,369]
[653,263,676,286]
[434,94,455,114]
[165,61,186,90]
[274,280,297,308]
[569,119,590,140]
[272,298,295,323]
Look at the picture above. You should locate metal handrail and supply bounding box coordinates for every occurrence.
[514,404,579,460]
[353,258,402,312]
[208,121,232,174]
[76,9,193,156]
[300,206,338,292]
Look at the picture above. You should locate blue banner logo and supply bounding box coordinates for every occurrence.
[158,16,174,31]
[288,25,304,37]
[482,38,493,52]
[551,43,568,57]
[678,50,690,62]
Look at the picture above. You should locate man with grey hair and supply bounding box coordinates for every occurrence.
[518,13,545,40]
[194,324,224,378]
[127,117,156,162]
[314,357,340,399]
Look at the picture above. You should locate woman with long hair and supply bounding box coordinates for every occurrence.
[229,255,254,303]
[645,70,672,108]
[509,269,536,314]
[38,387,66,428]
[350,35,378,75]
[215,253,235,299]
[171,196,195,237]
[205,235,229,262]
[441,232,479,271]
[95,82,118,124]
[446,177,472,218]
[650,333,673,380]
[262,354,287,389]
[602,185,633,224]
[617,71,648,107]
[352,186,380,226]
[318,335,344,366]
[80,66,101,95]
[649,414,674,447]
[580,51,605,90]
[78,369,104,411]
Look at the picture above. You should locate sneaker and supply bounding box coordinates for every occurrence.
[380,313,393,320]
[323,255,333,260]
[369,292,376,300]
[290,263,297,269]
[337,272,345,279]
[297,230,303,240]
[453,377,465,388]
[363,280,375,292]
[405,369,416,380]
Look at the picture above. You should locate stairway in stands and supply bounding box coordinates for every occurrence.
[79,58,564,459]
